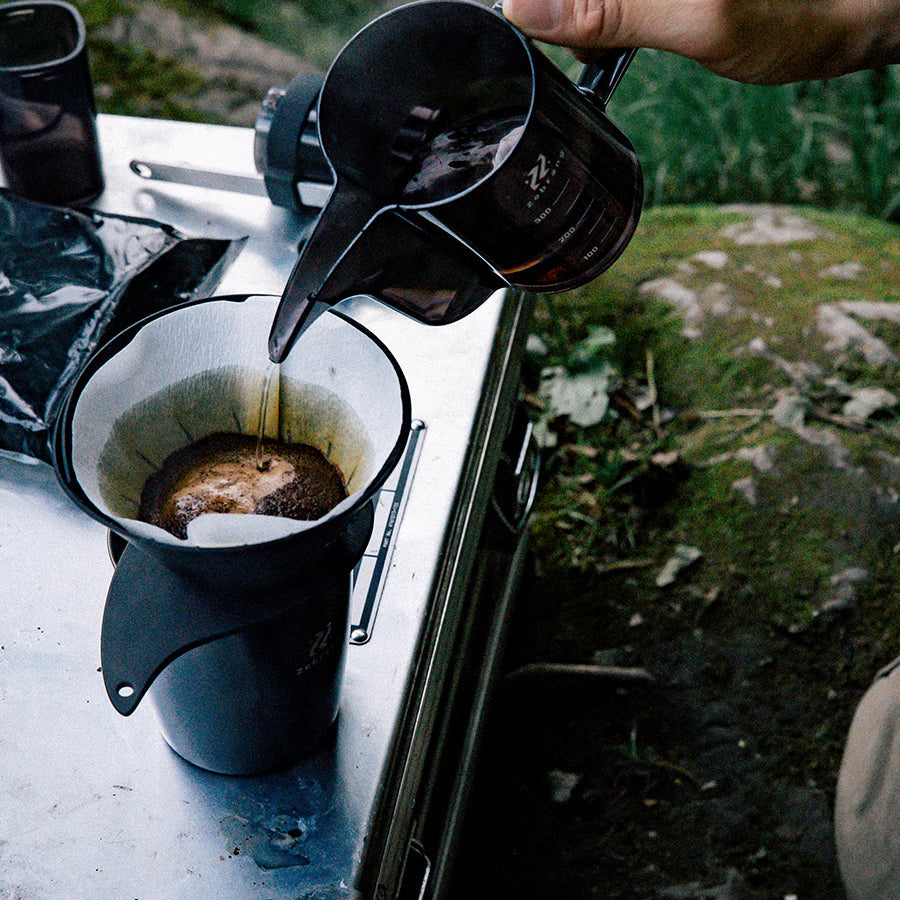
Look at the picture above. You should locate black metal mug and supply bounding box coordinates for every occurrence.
[269,0,642,361]
[0,0,103,205]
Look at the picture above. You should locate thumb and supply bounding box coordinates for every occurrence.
[501,0,637,46]
[500,0,714,59]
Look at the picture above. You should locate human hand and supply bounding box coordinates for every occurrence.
[501,0,900,84]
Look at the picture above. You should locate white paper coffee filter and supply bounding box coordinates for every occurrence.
[69,296,406,548]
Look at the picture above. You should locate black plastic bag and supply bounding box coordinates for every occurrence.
[0,190,244,462]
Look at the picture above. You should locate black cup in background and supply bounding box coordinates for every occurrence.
[0,0,103,205]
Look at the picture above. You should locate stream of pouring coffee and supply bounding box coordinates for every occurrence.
[255,362,280,471]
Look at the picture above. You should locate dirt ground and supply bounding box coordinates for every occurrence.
[453,578,851,899]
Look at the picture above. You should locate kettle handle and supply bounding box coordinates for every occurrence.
[577,47,637,109]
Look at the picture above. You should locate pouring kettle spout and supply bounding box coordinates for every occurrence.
[268,181,385,363]
[268,291,332,362]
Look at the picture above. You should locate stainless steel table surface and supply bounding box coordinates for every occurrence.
[0,114,530,898]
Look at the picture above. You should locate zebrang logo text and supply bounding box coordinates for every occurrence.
[527,153,551,190]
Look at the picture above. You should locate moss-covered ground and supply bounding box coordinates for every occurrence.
[455,205,900,899]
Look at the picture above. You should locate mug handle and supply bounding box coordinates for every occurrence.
[577,48,638,109]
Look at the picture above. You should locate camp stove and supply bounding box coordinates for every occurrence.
[0,109,536,900]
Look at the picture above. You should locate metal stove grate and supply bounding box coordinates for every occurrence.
[349,420,425,643]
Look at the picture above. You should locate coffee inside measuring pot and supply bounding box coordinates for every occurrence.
[399,109,526,204]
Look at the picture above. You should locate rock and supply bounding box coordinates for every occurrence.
[692,250,730,269]
[842,385,897,421]
[735,444,776,473]
[656,545,703,587]
[720,205,823,244]
[816,303,898,365]
[819,261,864,280]
[639,275,744,337]
[93,0,321,126]
[526,334,549,357]
[770,391,853,468]
[731,476,757,504]
[640,276,704,338]
[839,298,900,324]
[771,393,807,430]
[546,769,581,803]
[701,281,740,317]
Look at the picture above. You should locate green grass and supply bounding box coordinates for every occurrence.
[606,51,900,220]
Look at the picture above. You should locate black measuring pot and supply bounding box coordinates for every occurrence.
[268,0,642,362]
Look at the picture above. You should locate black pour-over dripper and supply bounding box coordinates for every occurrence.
[99,502,373,718]
[53,294,411,773]
[267,0,642,362]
